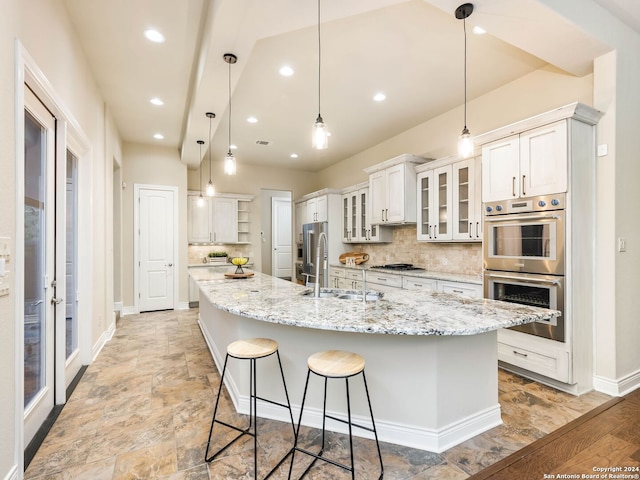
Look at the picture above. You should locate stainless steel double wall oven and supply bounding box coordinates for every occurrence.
[483,194,566,342]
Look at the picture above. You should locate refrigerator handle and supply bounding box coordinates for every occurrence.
[305,228,315,265]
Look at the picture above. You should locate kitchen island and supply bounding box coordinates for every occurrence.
[191,268,558,452]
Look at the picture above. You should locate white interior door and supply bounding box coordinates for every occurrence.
[23,87,56,447]
[272,197,292,278]
[138,186,176,312]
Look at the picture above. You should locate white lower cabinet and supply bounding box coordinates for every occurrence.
[438,280,482,298]
[402,276,437,291]
[329,266,346,289]
[498,329,570,383]
[365,271,403,293]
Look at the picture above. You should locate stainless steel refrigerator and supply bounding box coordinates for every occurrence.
[302,221,328,288]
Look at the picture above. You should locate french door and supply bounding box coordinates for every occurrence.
[23,88,56,446]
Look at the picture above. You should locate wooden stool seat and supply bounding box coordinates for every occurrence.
[307,350,365,378]
[227,337,278,359]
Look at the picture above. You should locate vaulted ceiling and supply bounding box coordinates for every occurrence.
[62,0,630,172]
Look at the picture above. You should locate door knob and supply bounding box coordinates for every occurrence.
[166,263,173,267]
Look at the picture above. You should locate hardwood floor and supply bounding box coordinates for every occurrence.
[24,309,625,479]
[468,389,640,479]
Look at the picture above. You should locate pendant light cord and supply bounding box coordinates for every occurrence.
[208,115,212,181]
[228,59,232,153]
[317,0,322,119]
[463,16,468,130]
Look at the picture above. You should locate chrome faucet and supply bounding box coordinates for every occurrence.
[314,231,328,298]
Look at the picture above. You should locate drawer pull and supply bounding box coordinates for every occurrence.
[376,277,387,282]
[452,289,463,294]
[513,350,528,358]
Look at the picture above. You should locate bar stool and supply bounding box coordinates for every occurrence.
[288,350,384,479]
[205,337,295,479]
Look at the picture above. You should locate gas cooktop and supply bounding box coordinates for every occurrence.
[369,263,425,271]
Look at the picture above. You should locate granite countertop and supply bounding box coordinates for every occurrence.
[190,269,559,337]
[329,263,483,285]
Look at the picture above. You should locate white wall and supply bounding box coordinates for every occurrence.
[316,66,593,190]
[0,2,18,477]
[121,143,188,309]
[1,0,122,477]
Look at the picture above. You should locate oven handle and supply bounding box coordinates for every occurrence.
[484,213,561,222]
[485,272,561,286]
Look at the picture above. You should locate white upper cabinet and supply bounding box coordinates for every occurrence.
[210,196,238,244]
[187,192,253,244]
[187,194,212,243]
[416,156,481,242]
[365,154,426,225]
[342,184,392,243]
[295,201,304,244]
[482,120,567,202]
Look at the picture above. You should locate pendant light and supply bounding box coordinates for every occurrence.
[312,0,328,150]
[197,140,205,207]
[456,3,474,159]
[223,53,237,175]
[205,112,216,196]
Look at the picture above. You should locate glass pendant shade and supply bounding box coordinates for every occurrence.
[206,180,215,196]
[312,115,328,150]
[224,152,236,175]
[197,193,205,207]
[458,127,474,159]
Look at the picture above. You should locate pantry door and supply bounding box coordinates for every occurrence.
[23,87,56,447]
[272,197,292,278]
[136,185,178,312]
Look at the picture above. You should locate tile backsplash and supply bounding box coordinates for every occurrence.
[349,225,483,276]
[188,245,253,265]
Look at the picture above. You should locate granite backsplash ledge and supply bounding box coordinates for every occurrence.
[348,225,482,276]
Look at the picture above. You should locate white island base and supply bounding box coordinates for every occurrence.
[199,298,501,453]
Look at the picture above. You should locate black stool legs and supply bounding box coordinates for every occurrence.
[205,346,295,479]
[287,368,384,479]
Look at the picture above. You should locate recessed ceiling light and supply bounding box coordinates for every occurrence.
[153,133,164,140]
[247,117,258,124]
[144,29,165,43]
[279,65,294,77]
[150,97,164,106]
[473,26,486,35]
[290,153,299,159]
[373,92,386,102]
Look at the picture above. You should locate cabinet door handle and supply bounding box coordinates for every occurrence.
[434,225,437,239]
[385,209,389,222]
[469,222,473,238]
[512,176,516,197]
[522,175,526,196]
[476,222,480,238]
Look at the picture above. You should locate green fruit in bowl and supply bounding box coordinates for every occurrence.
[231,257,248,266]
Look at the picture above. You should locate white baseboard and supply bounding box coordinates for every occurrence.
[3,465,18,480]
[91,319,116,362]
[122,306,137,316]
[113,301,123,313]
[197,319,501,453]
[593,369,640,397]
[176,301,190,310]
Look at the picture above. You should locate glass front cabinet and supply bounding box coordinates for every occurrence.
[416,156,482,242]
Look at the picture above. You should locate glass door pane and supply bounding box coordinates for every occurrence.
[65,151,78,360]
[24,110,46,407]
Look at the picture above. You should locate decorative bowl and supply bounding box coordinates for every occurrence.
[230,257,249,274]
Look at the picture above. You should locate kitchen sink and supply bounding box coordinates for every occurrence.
[299,289,383,301]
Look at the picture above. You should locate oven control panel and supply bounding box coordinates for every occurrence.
[484,193,565,216]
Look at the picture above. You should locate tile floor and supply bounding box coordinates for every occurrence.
[25,309,611,479]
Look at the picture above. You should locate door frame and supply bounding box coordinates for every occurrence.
[15,41,93,470]
[133,184,179,313]
[271,197,292,279]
